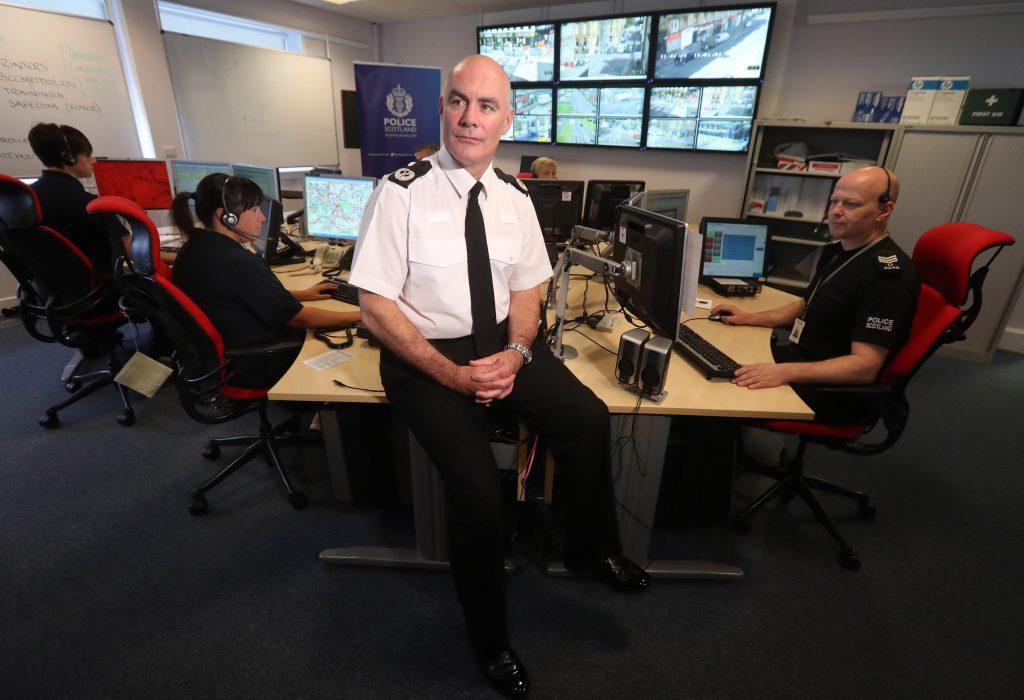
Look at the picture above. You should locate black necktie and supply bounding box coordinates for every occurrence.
[465,182,499,356]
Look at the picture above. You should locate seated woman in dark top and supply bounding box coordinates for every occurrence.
[170,173,358,388]
[27,122,121,272]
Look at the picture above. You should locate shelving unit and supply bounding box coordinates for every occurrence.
[741,120,896,292]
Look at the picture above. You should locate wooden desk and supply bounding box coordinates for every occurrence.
[268,268,813,578]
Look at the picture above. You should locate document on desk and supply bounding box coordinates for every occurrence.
[303,349,353,370]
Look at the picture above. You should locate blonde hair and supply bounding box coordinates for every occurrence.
[531,156,557,177]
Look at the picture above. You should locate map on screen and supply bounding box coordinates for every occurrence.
[304,175,377,241]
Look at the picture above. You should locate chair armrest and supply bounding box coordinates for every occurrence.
[223,338,305,360]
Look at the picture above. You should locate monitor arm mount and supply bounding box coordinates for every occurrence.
[550,229,637,361]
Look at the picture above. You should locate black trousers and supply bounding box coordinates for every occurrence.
[379,331,622,655]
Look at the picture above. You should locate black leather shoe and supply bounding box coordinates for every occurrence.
[566,556,651,593]
[479,648,529,697]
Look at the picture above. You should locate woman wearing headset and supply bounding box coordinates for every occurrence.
[27,122,121,270]
[170,173,358,388]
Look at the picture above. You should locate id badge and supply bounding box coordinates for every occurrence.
[789,318,805,344]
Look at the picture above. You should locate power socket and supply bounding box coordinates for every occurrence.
[595,312,621,333]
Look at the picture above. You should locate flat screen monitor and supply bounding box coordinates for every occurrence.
[646,84,757,152]
[583,180,645,230]
[559,15,651,81]
[92,159,173,209]
[523,179,585,244]
[503,89,553,143]
[232,163,281,203]
[303,173,377,242]
[699,217,769,280]
[478,23,555,83]
[170,160,232,196]
[639,189,690,223]
[609,204,693,339]
[252,197,283,264]
[654,4,775,80]
[556,86,644,147]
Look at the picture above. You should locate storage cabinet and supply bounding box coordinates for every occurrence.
[741,121,895,292]
[886,126,1024,361]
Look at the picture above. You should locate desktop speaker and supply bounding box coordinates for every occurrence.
[638,336,672,398]
[616,328,650,385]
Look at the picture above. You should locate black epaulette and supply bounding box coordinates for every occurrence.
[388,160,432,188]
[875,252,903,273]
[493,168,530,197]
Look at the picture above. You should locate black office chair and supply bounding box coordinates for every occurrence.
[89,195,317,514]
[734,222,1015,569]
[0,173,134,428]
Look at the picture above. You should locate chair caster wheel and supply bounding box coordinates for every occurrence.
[65,381,81,393]
[39,410,59,428]
[202,443,220,459]
[289,491,309,510]
[732,515,753,535]
[839,545,861,570]
[188,492,208,515]
[117,410,136,426]
[858,501,876,518]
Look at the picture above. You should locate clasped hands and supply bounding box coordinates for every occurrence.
[453,348,525,405]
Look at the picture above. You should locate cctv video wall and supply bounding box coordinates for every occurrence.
[478,2,774,153]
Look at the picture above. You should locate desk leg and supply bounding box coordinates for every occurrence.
[550,413,742,580]
[320,428,449,569]
[320,409,351,503]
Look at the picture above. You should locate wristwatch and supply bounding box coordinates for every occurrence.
[505,342,533,366]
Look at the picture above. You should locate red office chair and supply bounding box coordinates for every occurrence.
[733,223,1015,569]
[89,196,315,514]
[0,173,135,428]
[516,172,534,179]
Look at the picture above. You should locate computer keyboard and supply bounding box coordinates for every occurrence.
[675,324,741,379]
[322,277,360,306]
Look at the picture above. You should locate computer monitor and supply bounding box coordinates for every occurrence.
[303,173,377,242]
[699,217,770,280]
[252,197,283,264]
[523,179,585,243]
[232,163,281,203]
[638,189,689,223]
[609,204,697,339]
[92,159,173,209]
[170,160,232,196]
[583,180,645,230]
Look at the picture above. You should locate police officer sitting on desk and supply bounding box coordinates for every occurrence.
[711,166,920,422]
[349,54,649,697]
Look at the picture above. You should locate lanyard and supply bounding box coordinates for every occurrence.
[803,234,889,318]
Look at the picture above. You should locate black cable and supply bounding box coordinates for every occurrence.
[566,327,617,355]
[332,379,385,393]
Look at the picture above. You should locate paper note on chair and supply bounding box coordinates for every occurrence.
[114,352,173,398]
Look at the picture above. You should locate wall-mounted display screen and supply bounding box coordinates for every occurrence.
[557,87,644,147]
[559,15,651,82]
[654,6,774,80]
[502,88,553,143]
[478,23,556,83]
[647,84,757,151]
[478,3,774,154]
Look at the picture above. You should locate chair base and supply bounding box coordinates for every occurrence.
[39,359,134,429]
[188,405,319,514]
[734,438,874,570]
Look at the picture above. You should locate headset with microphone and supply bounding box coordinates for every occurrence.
[814,165,893,237]
[56,124,77,166]
[220,176,260,242]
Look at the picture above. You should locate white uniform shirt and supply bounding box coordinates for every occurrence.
[350,146,553,340]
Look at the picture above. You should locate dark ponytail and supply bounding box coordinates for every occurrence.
[170,172,263,240]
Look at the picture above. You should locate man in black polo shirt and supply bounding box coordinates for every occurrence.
[711,166,919,422]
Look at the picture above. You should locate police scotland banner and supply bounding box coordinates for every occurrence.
[353,62,442,179]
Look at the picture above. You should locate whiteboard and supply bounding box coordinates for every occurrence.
[0,5,141,176]
[164,32,338,166]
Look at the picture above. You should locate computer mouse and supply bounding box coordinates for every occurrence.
[709,310,732,322]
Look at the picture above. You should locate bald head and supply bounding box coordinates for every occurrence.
[439,54,514,179]
[827,166,900,249]
[841,166,899,205]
